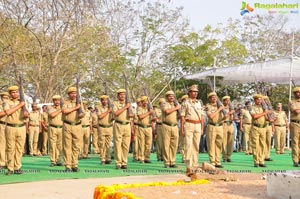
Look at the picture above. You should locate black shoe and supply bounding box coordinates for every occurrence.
[254,164,259,167]
[78,157,83,160]
[164,165,169,168]
[82,157,90,159]
[105,160,112,164]
[259,164,267,167]
[223,159,227,162]
[121,165,128,169]
[116,165,121,169]
[144,160,152,163]
[65,168,72,172]
[56,162,63,166]
[72,167,79,172]
[6,170,13,176]
[265,158,273,161]
[294,162,299,167]
[14,169,23,174]
[215,165,224,168]
[50,163,56,167]
[227,159,232,162]
[170,164,178,168]
[133,158,138,162]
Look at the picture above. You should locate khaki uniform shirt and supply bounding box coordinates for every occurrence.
[113,101,130,122]
[98,105,113,126]
[3,99,26,125]
[250,105,266,125]
[206,103,223,124]
[181,98,203,120]
[137,106,152,126]
[241,108,252,124]
[155,108,163,123]
[274,111,287,125]
[223,105,233,121]
[42,112,49,126]
[161,101,178,124]
[29,111,41,126]
[91,111,98,127]
[62,99,81,123]
[0,101,7,122]
[48,105,63,126]
[81,109,91,126]
[289,99,300,120]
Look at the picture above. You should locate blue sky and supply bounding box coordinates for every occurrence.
[171,0,300,31]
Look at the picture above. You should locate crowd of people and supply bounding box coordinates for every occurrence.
[0,84,299,176]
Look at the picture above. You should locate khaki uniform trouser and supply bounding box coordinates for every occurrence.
[0,124,6,166]
[42,130,48,154]
[178,131,186,161]
[49,126,63,164]
[63,123,81,169]
[162,124,179,166]
[222,123,234,160]
[243,124,252,153]
[264,125,272,159]
[137,126,152,161]
[113,123,131,166]
[251,126,266,164]
[290,123,300,163]
[184,122,201,169]
[92,127,99,153]
[82,127,90,157]
[5,126,26,171]
[133,125,140,160]
[99,126,113,162]
[274,126,286,153]
[206,124,223,166]
[28,126,40,155]
[156,124,163,160]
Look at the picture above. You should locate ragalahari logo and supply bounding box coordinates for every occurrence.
[240,1,254,15]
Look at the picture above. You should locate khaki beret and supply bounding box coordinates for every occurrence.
[188,84,198,92]
[207,92,217,98]
[0,92,9,96]
[99,95,109,99]
[82,100,88,105]
[67,87,77,93]
[117,89,126,93]
[159,98,166,104]
[181,95,188,100]
[166,90,175,96]
[141,96,148,101]
[52,95,61,100]
[222,96,230,101]
[292,87,300,92]
[253,94,263,99]
[8,85,19,91]
[136,98,141,103]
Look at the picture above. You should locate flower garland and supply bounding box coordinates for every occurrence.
[94,179,209,199]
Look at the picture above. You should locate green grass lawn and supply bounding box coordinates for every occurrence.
[0,149,299,184]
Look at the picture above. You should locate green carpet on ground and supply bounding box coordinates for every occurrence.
[0,149,299,184]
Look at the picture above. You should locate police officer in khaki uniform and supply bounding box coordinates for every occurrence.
[91,104,100,154]
[137,96,155,164]
[81,101,92,159]
[155,98,165,161]
[41,105,49,155]
[180,85,204,175]
[0,92,9,169]
[289,86,300,167]
[206,92,225,168]
[132,98,142,162]
[250,94,269,167]
[240,101,253,155]
[112,89,133,169]
[263,96,274,162]
[178,94,188,163]
[62,87,84,172]
[4,86,29,175]
[221,96,235,162]
[28,103,41,156]
[273,103,288,155]
[48,95,64,166]
[161,90,180,168]
[97,95,113,165]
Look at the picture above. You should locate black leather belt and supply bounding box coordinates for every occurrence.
[209,122,222,127]
[156,122,162,125]
[82,125,90,128]
[50,124,63,128]
[0,121,6,125]
[275,124,286,127]
[99,124,113,128]
[115,120,130,125]
[162,121,177,127]
[6,123,25,127]
[63,120,81,126]
[29,124,39,127]
[137,123,152,128]
[92,125,98,128]
[244,123,251,125]
[291,120,300,124]
[253,123,267,128]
